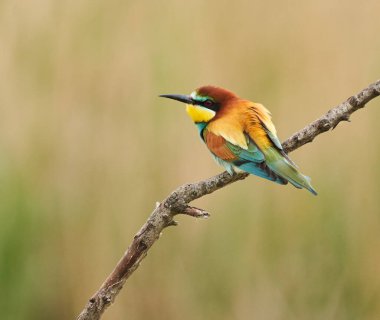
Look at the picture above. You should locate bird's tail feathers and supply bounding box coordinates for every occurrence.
[264,148,317,196]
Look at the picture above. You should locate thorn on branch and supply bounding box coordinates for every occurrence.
[167,220,178,227]
[180,206,210,219]
[343,115,351,122]
[332,114,351,129]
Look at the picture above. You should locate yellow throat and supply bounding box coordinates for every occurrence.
[186,104,216,123]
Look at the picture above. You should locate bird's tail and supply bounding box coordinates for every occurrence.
[263,147,317,195]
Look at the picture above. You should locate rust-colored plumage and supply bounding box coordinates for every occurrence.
[204,131,237,161]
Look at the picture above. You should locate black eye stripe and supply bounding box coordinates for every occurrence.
[201,99,219,111]
[190,98,219,111]
[203,100,214,107]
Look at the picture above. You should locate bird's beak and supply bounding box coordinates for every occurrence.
[159,94,193,104]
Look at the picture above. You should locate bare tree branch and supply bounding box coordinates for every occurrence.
[77,80,380,320]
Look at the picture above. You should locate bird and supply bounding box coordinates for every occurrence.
[160,86,317,195]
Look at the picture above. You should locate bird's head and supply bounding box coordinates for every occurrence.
[160,85,237,123]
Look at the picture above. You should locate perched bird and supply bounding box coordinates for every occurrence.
[160,86,317,195]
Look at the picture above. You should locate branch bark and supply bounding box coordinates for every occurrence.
[77,80,380,320]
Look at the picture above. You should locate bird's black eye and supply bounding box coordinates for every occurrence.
[203,100,214,108]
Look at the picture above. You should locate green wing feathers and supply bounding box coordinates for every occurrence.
[263,147,317,195]
[255,117,317,195]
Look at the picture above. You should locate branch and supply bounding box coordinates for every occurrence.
[77,80,380,320]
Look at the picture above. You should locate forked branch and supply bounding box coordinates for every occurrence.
[77,80,380,320]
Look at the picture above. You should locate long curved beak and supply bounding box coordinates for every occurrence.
[159,94,193,104]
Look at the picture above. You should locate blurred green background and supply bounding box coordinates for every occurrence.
[1,0,380,319]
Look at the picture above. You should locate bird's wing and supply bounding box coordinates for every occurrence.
[244,102,281,149]
[249,103,299,167]
[260,120,283,150]
[202,130,237,161]
[244,103,317,193]
[202,128,286,184]
[259,120,298,167]
[202,129,264,163]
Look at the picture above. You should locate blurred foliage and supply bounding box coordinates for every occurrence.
[0,0,380,319]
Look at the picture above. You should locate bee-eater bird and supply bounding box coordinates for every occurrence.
[160,86,317,195]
